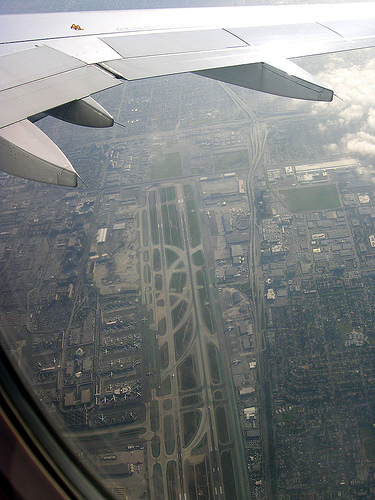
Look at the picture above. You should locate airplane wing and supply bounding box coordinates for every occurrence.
[0,3,375,186]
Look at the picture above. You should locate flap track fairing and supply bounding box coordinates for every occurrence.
[46,96,114,128]
[0,120,77,187]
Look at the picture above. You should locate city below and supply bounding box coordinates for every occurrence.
[1,72,375,500]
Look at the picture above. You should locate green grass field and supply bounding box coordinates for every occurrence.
[192,250,205,266]
[150,400,160,432]
[182,410,202,447]
[280,184,340,212]
[174,316,193,360]
[160,185,176,202]
[214,149,248,172]
[364,438,375,461]
[166,248,179,268]
[150,152,182,179]
[186,199,201,248]
[196,270,214,334]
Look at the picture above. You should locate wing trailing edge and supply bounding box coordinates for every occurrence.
[195,59,333,102]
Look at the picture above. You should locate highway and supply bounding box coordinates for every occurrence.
[222,80,272,498]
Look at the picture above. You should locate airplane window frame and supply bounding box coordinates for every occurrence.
[0,341,116,500]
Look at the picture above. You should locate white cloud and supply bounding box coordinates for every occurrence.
[355,165,375,185]
[345,131,375,157]
[309,50,375,159]
[368,108,375,131]
[325,143,339,154]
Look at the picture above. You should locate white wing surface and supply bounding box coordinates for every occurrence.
[0,3,375,186]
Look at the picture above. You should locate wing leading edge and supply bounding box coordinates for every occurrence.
[0,3,375,186]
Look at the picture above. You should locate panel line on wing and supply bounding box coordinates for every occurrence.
[100,28,247,60]
[315,22,345,39]
[0,45,85,92]
[101,46,262,81]
[45,36,123,65]
[0,65,121,129]
[222,28,251,47]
